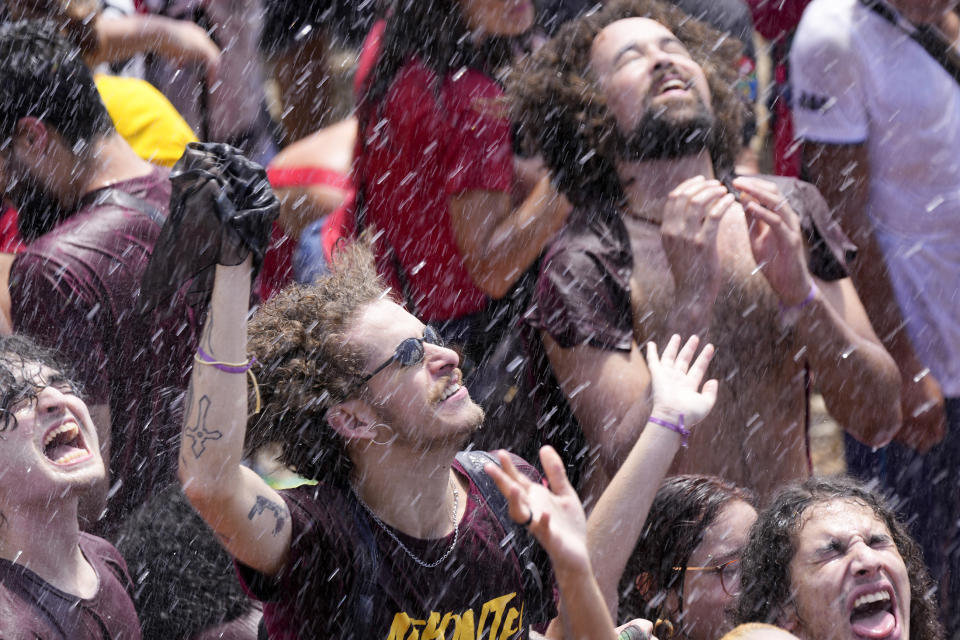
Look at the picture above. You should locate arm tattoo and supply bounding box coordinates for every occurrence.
[248,495,286,536]
[184,395,223,458]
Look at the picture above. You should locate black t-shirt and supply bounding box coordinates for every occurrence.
[238,457,556,639]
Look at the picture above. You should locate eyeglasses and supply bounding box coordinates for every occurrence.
[343,325,445,397]
[674,557,741,597]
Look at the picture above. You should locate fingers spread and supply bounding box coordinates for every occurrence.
[539,445,573,497]
[675,335,700,373]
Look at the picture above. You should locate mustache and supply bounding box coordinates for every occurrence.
[428,369,464,404]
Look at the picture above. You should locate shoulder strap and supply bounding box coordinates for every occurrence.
[89,188,166,228]
[454,451,550,613]
[860,0,960,85]
[345,492,380,639]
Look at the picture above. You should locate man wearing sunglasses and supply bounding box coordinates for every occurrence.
[177,239,652,639]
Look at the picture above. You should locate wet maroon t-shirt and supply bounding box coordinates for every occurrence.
[237,457,556,639]
[9,168,207,537]
[0,533,141,639]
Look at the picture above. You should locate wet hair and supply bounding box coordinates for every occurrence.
[735,476,943,640]
[618,475,755,626]
[244,242,389,486]
[0,334,82,434]
[509,0,744,209]
[358,0,513,133]
[0,20,113,146]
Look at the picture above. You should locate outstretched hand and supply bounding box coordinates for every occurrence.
[485,447,589,575]
[646,334,718,427]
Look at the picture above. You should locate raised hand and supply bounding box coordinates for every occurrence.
[661,176,737,303]
[646,334,718,427]
[485,446,590,574]
[734,176,815,307]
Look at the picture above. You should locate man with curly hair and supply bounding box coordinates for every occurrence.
[176,225,672,638]
[509,0,901,501]
[736,476,943,640]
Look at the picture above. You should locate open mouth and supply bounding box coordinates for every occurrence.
[41,421,91,466]
[850,589,897,639]
[654,75,692,96]
[439,380,463,402]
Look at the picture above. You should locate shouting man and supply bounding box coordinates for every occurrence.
[736,476,943,640]
[0,335,140,638]
[510,0,900,500]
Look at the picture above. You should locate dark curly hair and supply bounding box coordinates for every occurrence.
[0,334,82,434]
[619,475,755,627]
[735,476,943,640]
[0,20,112,145]
[509,0,744,208]
[245,242,389,487]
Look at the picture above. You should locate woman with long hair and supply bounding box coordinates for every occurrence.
[351,0,570,371]
[617,476,758,640]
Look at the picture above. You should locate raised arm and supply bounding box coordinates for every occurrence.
[178,259,292,577]
[802,144,945,451]
[734,175,903,447]
[586,335,718,621]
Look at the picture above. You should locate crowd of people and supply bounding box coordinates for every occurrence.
[0,0,957,638]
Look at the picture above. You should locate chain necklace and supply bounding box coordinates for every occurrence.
[351,479,460,569]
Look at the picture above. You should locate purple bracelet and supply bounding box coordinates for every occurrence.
[649,414,690,447]
[779,282,818,313]
[195,345,256,374]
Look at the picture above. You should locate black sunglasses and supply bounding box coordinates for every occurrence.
[344,325,445,397]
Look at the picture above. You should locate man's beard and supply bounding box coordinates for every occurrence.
[8,174,71,243]
[616,98,716,163]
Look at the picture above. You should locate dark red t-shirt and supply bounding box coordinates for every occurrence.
[237,458,556,639]
[9,168,207,536]
[0,533,141,639]
[355,59,513,321]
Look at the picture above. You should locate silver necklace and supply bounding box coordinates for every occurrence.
[351,479,460,569]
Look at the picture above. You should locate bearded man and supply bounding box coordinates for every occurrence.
[509,0,900,501]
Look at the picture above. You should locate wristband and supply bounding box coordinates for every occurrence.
[779,281,818,313]
[194,347,261,414]
[649,414,689,447]
[195,346,256,373]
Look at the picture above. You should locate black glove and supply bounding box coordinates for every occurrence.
[138,142,279,313]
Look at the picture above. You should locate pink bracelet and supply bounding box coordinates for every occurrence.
[649,414,690,447]
[779,281,818,313]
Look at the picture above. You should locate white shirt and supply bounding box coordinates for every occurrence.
[792,0,960,395]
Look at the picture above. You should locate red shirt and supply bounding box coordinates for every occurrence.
[355,60,513,321]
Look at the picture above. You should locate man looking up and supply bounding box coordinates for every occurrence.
[180,223,648,637]
[0,335,140,638]
[0,21,208,536]
[736,476,943,640]
[509,0,901,501]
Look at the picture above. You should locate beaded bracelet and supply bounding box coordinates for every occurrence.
[648,414,690,447]
[194,346,261,414]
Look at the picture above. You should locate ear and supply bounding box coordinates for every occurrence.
[326,398,380,442]
[776,601,800,633]
[13,117,49,152]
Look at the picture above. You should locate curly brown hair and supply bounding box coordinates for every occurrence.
[509,0,744,208]
[244,242,389,486]
[735,476,943,640]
